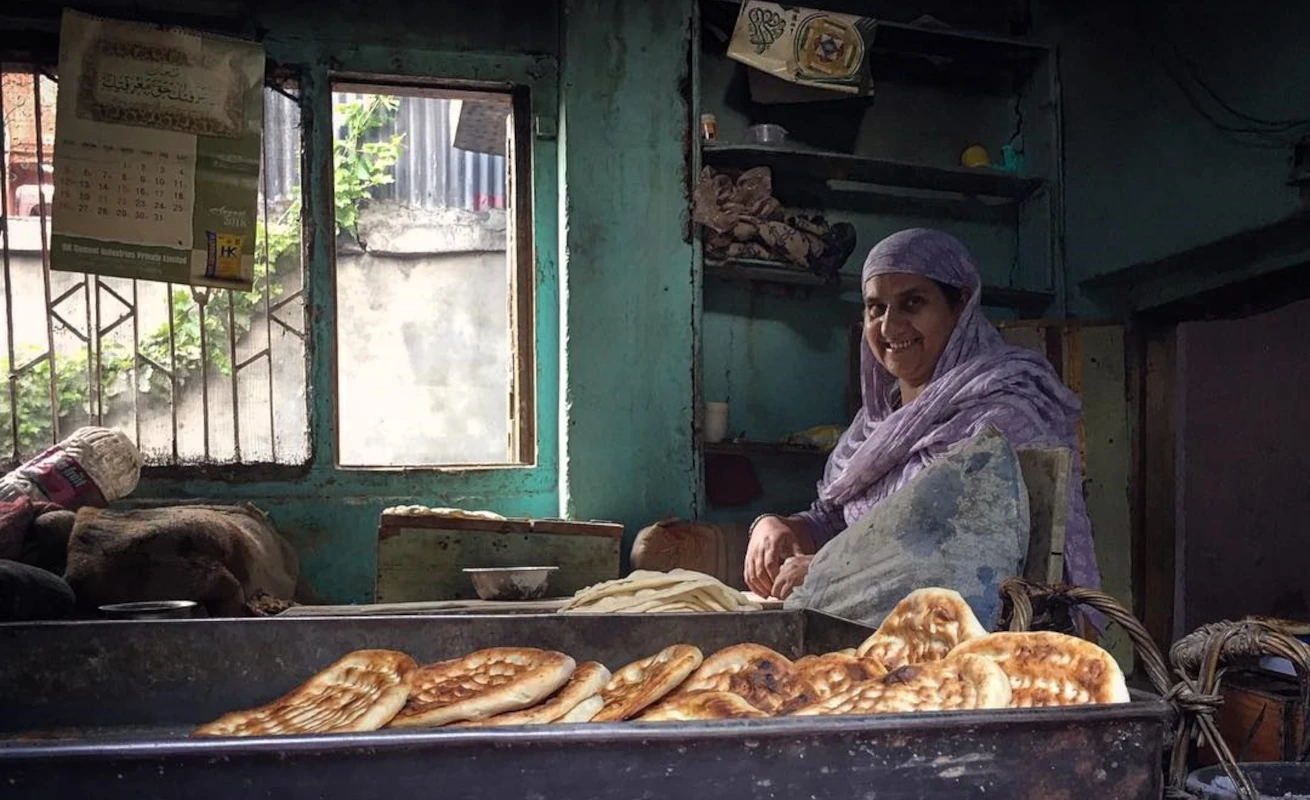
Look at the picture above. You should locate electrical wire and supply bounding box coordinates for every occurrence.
[1134,5,1310,148]
[1163,37,1310,131]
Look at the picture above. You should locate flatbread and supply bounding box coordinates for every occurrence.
[593,644,704,722]
[856,588,987,670]
[794,652,888,700]
[194,649,416,737]
[561,570,760,614]
[452,662,611,726]
[562,570,706,608]
[637,690,770,722]
[389,648,575,728]
[791,654,1012,716]
[626,587,742,614]
[948,631,1130,707]
[677,644,818,714]
[555,694,604,723]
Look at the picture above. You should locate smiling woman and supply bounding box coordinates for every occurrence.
[743,228,1100,611]
[862,273,967,407]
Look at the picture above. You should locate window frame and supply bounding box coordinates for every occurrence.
[0,61,314,480]
[0,46,561,494]
[325,73,538,472]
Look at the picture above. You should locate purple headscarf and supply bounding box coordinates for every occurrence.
[805,228,1100,591]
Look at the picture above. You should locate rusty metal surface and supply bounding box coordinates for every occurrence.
[0,611,1168,799]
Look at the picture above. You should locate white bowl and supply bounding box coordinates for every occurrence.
[462,566,559,601]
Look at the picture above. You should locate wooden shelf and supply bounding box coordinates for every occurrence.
[703,146,1043,202]
[872,20,1048,73]
[700,2,1048,91]
[703,440,829,458]
[705,258,843,288]
[704,258,1055,315]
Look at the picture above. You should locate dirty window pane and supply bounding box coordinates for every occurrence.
[0,66,309,467]
[332,85,523,467]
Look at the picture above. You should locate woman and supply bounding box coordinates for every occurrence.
[744,228,1099,601]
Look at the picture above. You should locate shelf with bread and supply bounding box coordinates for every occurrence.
[702,145,1044,204]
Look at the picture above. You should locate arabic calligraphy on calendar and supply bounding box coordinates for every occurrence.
[50,10,264,290]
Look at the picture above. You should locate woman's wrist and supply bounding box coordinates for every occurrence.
[791,517,817,554]
[747,514,782,539]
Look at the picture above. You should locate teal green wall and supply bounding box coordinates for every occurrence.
[1037,0,1310,314]
[557,0,698,560]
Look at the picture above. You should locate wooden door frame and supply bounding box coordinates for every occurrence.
[1128,319,1178,654]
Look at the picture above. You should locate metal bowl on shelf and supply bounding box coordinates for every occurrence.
[462,566,559,601]
[98,600,201,620]
[745,123,789,146]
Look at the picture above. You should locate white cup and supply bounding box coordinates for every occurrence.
[703,402,729,443]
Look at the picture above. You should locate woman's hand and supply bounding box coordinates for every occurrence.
[770,554,813,600]
[744,516,813,598]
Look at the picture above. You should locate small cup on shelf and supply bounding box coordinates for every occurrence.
[703,402,729,444]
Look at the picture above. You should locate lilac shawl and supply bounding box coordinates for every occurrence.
[796,228,1101,591]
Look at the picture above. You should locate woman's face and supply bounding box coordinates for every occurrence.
[863,273,966,389]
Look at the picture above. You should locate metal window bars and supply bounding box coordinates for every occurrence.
[0,65,309,468]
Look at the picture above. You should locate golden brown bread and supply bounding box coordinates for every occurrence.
[791,654,1011,716]
[389,647,575,728]
[947,631,1130,707]
[676,643,818,714]
[637,690,769,722]
[554,694,604,723]
[593,644,703,722]
[856,588,987,669]
[452,662,611,727]
[194,649,416,737]
[794,652,888,699]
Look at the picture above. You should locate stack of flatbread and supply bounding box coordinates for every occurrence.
[191,586,1131,737]
[559,569,762,614]
[790,587,1130,717]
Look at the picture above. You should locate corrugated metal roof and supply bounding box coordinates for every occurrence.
[263,92,506,210]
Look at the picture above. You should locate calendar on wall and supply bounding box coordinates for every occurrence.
[50,10,265,291]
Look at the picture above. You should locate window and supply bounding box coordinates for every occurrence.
[331,82,534,468]
[0,65,309,467]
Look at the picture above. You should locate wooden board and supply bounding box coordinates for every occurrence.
[1015,447,1071,585]
[376,517,622,603]
[1000,320,1135,670]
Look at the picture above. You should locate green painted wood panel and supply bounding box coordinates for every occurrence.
[557,0,698,561]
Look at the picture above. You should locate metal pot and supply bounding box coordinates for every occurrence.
[98,600,201,620]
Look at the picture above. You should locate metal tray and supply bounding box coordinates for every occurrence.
[0,610,1169,799]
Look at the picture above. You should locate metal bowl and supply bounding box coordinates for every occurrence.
[745,123,789,146]
[462,566,559,601]
[99,600,200,620]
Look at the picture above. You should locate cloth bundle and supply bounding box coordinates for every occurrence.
[64,503,300,617]
[693,166,856,277]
